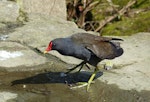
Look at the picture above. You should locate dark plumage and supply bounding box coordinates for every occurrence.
[44,33,123,91]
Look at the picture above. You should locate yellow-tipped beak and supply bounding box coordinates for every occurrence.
[44,51,48,54]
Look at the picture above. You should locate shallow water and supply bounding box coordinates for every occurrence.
[0,63,150,102]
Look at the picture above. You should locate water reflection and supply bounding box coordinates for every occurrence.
[11,71,103,86]
[0,66,149,102]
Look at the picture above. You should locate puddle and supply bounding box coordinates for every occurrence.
[0,63,150,102]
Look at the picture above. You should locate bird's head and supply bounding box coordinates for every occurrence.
[44,41,53,54]
[44,38,66,54]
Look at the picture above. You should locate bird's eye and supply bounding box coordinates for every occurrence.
[53,43,56,46]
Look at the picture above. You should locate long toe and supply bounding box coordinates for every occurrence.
[70,82,88,89]
[70,81,95,90]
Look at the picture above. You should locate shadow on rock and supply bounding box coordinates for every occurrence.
[11,71,103,86]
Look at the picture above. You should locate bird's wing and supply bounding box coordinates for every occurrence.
[71,33,123,44]
[86,41,117,59]
[71,33,123,59]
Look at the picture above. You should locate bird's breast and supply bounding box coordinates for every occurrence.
[58,43,91,61]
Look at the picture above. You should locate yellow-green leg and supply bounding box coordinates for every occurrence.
[70,67,98,91]
[86,68,98,91]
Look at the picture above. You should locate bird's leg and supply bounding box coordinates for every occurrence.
[65,61,86,74]
[70,67,98,91]
[86,67,98,91]
[77,63,84,72]
[85,64,91,70]
[78,63,91,72]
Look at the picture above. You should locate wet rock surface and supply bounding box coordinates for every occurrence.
[0,67,150,102]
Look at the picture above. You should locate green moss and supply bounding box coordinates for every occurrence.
[132,0,150,9]
[92,0,131,21]
[101,11,150,36]
[92,0,150,36]
[112,0,150,9]
[16,0,29,23]
[112,0,129,8]
[16,8,28,23]
[132,11,150,32]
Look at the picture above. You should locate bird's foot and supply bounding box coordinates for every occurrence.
[70,68,98,91]
[104,61,113,70]
[70,81,95,91]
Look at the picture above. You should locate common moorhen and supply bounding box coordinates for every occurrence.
[44,33,123,91]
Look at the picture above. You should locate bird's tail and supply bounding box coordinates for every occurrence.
[112,38,123,41]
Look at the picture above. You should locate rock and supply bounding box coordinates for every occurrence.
[0,1,19,22]
[49,50,83,64]
[0,91,17,102]
[0,0,67,23]
[8,14,86,64]
[22,0,66,20]
[0,23,7,35]
[0,41,48,70]
[99,32,150,91]
[0,35,8,41]
[9,14,85,46]
[0,23,6,29]
[0,0,86,64]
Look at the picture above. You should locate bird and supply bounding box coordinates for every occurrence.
[44,33,123,91]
